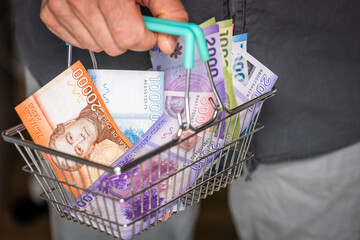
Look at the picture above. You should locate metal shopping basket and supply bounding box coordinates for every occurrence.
[2,17,277,239]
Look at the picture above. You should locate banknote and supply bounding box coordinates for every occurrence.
[88,69,165,144]
[68,113,224,239]
[199,17,216,28]
[148,17,215,66]
[151,23,227,129]
[218,19,237,110]
[217,19,242,141]
[232,34,249,106]
[218,19,233,74]
[232,43,278,132]
[15,61,132,197]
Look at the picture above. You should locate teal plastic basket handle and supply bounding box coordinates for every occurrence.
[143,16,210,62]
[143,16,210,69]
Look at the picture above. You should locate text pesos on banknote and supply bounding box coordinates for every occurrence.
[22,103,44,139]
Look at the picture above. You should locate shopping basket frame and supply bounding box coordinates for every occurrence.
[2,17,277,239]
[1,87,276,238]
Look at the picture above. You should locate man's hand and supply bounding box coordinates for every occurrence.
[40,0,188,56]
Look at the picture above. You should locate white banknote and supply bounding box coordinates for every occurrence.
[232,44,278,132]
[89,69,165,144]
[232,34,249,106]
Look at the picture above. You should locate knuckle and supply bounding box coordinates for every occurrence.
[40,8,51,24]
[47,0,63,14]
[182,11,189,22]
[115,32,140,50]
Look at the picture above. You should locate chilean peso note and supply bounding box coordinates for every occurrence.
[199,17,216,28]
[218,19,237,110]
[88,69,165,144]
[15,61,132,197]
[232,33,249,106]
[232,43,278,132]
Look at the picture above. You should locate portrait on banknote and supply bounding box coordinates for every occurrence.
[48,104,126,172]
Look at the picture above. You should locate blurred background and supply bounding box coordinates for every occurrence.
[0,1,238,239]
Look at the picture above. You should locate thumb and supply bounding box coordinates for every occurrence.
[137,0,188,54]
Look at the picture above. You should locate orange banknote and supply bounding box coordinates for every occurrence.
[16,61,132,197]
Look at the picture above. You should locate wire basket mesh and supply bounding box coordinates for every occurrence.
[2,87,275,239]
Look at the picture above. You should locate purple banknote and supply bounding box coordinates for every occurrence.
[67,113,224,239]
[152,24,226,128]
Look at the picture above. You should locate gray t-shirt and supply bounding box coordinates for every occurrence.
[15,0,360,170]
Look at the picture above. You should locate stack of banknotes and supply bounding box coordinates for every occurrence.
[15,18,277,239]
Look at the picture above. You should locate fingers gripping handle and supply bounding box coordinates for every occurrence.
[143,16,210,69]
[67,17,210,69]
[143,17,194,69]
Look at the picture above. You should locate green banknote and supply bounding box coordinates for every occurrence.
[200,18,239,140]
[199,17,216,28]
[217,19,236,109]
[217,19,239,140]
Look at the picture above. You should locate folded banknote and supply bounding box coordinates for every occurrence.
[232,38,278,132]
[218,19,237,110]
[232,34,249,106]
